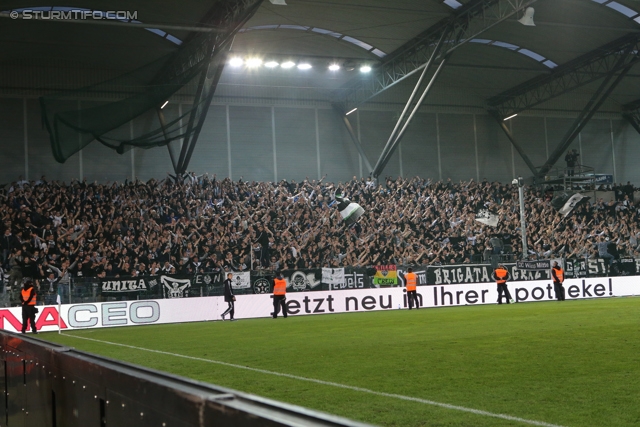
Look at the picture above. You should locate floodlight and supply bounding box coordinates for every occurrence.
[245,58,263,68]
[229,57,243,67]
[264,61,279,68]
[297,63,312,70]
[329,64,340,71]
[360,65,372,73]
[281,61,296,69]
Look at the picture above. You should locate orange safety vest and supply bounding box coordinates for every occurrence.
[553,267,564,283]
[405,272,417,291]
[273,278,287,295]
[495,268,508,285]
[21,288,36,305]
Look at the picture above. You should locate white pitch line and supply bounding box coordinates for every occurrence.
[63,333,565,427]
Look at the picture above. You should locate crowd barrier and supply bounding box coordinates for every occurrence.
[0,258,633,308]
[0,275,638,334]
[43,257,635,305]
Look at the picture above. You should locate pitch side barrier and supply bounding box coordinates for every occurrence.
[0,332,373,427]
[58,258,639,305]
[1,276,638,333]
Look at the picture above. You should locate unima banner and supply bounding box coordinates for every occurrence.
[373,265,398,286]
[2,276,639,333]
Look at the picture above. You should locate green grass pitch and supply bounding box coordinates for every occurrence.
[42,297,640,427]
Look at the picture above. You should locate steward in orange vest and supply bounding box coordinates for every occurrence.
[493,265,514,304]
[272,271,288,319]
[20,280,38,334]
[405,268,419,309]
[551,261,565,301]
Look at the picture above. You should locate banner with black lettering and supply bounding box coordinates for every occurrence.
[427,263,553,285]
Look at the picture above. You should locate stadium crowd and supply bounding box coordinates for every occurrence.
[0,173,638,292]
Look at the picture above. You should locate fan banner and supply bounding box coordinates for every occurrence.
[322,268,346,289]
[516,260,551,270]
[230,272,251,289]
[372,265,398,286]
[427,262,553,285]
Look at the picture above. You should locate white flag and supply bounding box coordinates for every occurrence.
[322,268,345,289]
[475,209,499,227]
[230,272,251,289]
[559,194,589,217]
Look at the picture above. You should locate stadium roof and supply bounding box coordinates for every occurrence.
[2,0,640,114]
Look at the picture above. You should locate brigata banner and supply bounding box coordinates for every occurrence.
[2,276,639,333]
[427,263,553,285]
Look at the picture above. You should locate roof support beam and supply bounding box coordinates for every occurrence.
[166,0,264,173]
[336,0,539,112]
[621,99,640,135]
[156,108,179,174]
[537,57,636,177]
[488,33,640,117]
[178,59,226,174]
[488,110,538,176]
[372,56,449,179]
[338,110,373,174]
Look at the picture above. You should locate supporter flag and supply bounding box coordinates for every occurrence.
[322,267,345,288]
[553,193,590,217]
[372,265,398,286]
[335,194,364,225]
[231,272,251,289]
[475,208,499,227]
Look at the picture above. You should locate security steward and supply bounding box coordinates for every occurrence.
[20,280,38,334]
[405,268,419,309]
[493,265,514,304]
[551,261,565,301]
[272,271,288,319]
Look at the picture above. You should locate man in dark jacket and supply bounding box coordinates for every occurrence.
[221,272,236,321]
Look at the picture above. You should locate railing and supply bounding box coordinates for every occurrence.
[1,257,634,307]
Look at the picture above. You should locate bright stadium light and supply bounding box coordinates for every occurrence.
[329,64,340,71]
[297,63,312,70]
[503,113,518,121]
[229,57,243,67]
[245,58,263,68]
[346,108,358,116]
[264,61,280,68]
[360,65,372,73]
[160,100,169,109]
[281,61,296,69]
